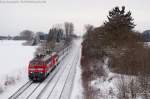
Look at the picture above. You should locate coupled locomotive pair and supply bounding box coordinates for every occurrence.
[28,47,69,82]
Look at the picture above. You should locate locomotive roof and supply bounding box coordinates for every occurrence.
[30,52,57,63]
[42,54,51,61]
[30,57,43,63]
[42,52,57,61]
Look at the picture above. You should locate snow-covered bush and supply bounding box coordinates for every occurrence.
[4,75,16,86]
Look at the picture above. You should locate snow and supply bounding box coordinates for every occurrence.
[1,39,145,99]
[90,57,119,99]
[0,40,36,98]
[70,63,83,99]
[89,57,131,99]
[34,38,84,99]
[0,39,84,99]
[89,56,147,99]
[70,39,83,99]
[0,40,36,75]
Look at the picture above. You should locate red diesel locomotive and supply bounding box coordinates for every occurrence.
[28,52,58,82]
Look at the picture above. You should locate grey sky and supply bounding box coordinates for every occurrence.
[0,0,150,36]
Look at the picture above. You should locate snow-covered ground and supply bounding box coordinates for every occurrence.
[71,39,83,99]
[0,39,84,99]
[90,58,145,99]
[0,40,37,98]
[1,39,146,99]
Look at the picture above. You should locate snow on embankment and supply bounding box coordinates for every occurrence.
[90,58,119,98]
[71,38,83,99]
[90,58,144,99]
[0,40,36,96]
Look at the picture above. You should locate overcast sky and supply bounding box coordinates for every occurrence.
[0,0,150,36]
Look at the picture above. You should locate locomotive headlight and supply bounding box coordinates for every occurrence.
[38,68,43,71]
[29,68,35,70]
[29,68,43,71]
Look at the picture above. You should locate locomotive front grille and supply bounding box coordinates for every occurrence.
[29,72,45,82]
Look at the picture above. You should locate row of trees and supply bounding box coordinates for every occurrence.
[82,6,142,67]
[14,22,74,44]
[81,6,150,99]
[47,22,74,48]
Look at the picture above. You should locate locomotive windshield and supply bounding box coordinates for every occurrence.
[30,60,44,66]
[30,56,51,66]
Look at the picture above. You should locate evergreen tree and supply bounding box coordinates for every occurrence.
[105,6,135,31]
[47,27,63,43]
[103,6,136,47]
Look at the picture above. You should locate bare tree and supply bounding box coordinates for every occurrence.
[85,24,94,33]
[64,22,74,40]
[64,22,69,38]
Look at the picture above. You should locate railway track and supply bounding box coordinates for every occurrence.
[59,47,81,99]
[8,53,69,99]
[37,48,79,99]
[28,49,75,99]
[8,45,77,99]
[8,81,33,99]
[15,83,41,99]
[8,44,80,99]
[57,49,80,99]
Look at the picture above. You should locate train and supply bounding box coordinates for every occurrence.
[28,46,70,82]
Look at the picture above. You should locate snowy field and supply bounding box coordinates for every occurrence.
[0,40,36,98]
